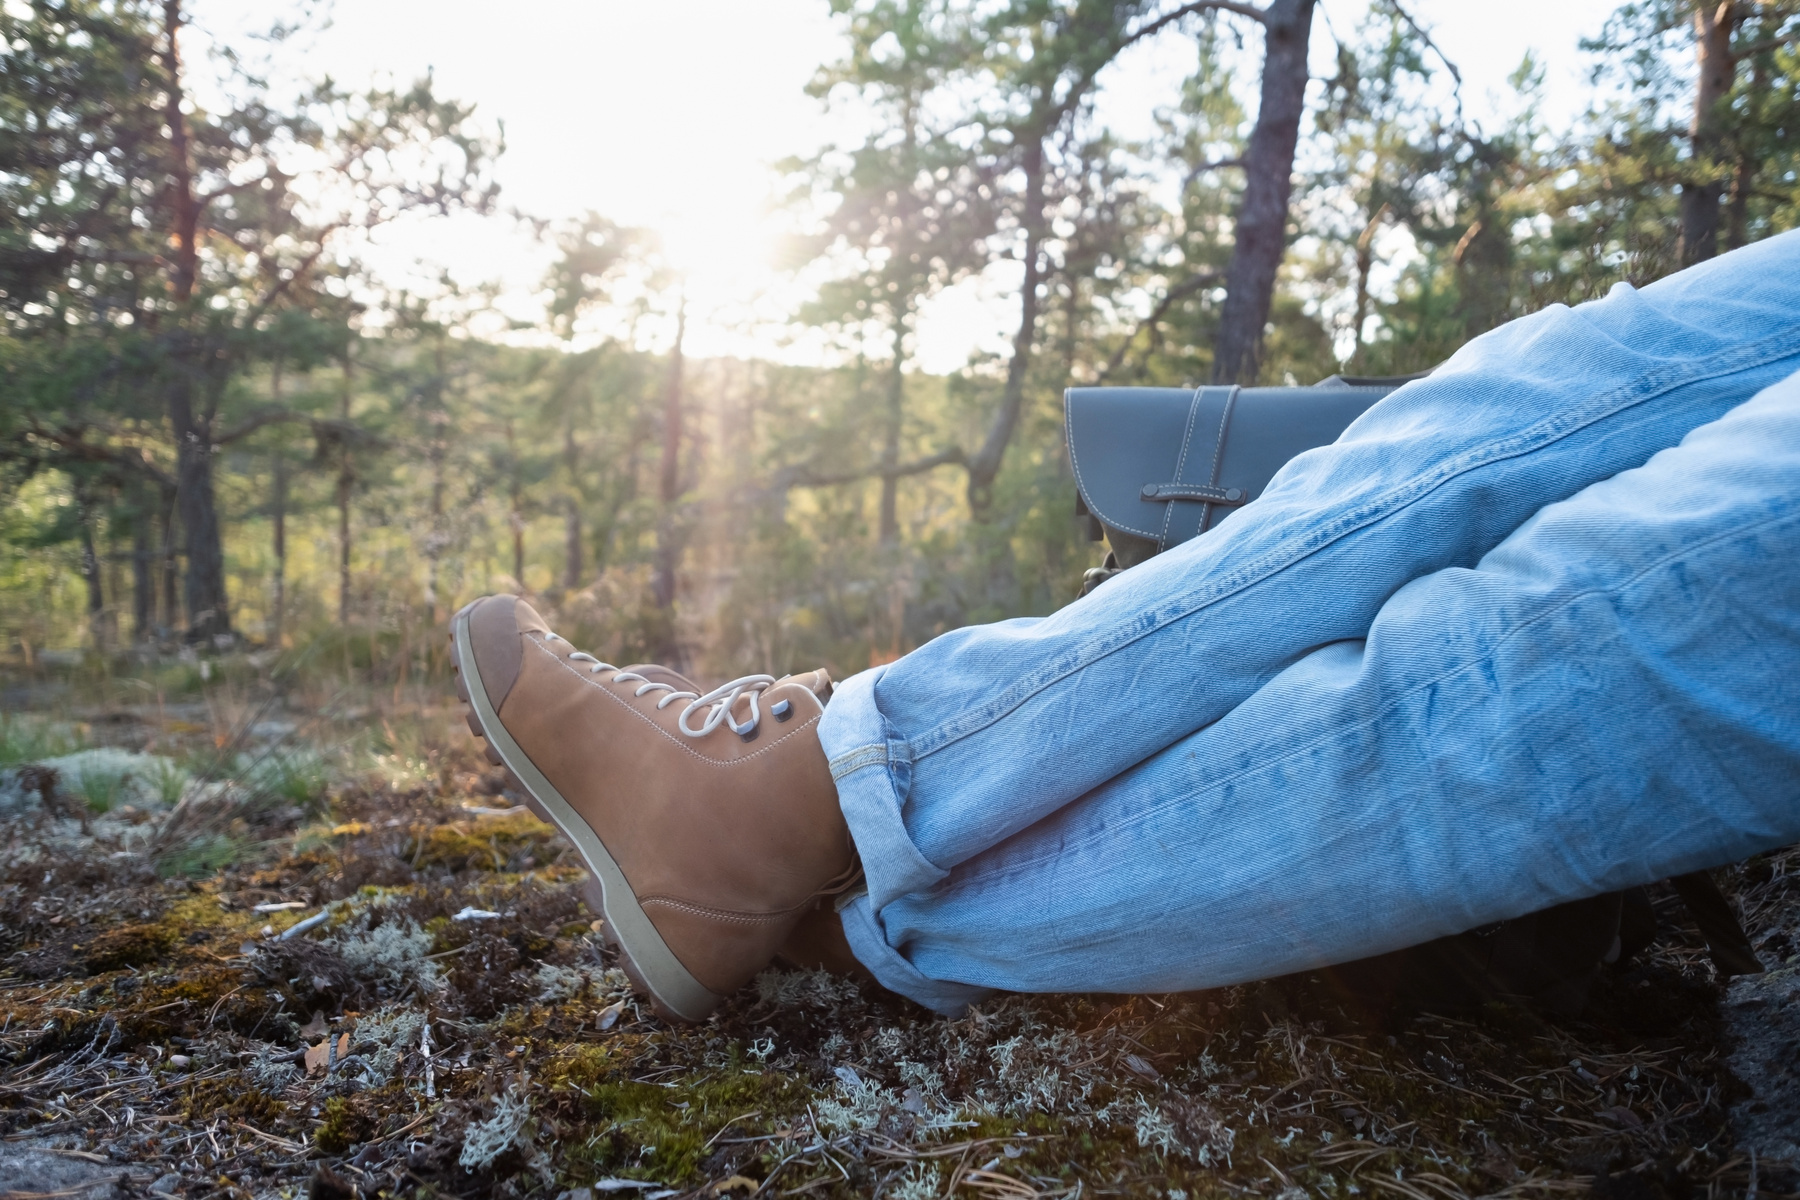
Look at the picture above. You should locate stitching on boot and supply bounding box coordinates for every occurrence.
[640,895,819,925]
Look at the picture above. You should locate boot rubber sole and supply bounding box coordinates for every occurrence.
[451,609,721,1023]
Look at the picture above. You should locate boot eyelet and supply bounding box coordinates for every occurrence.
[771,699,793,722]
[739,727,759,743]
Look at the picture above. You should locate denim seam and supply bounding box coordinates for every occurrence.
[828,743,891,781]
[955,502,1800,883]
[907,329,1800,763]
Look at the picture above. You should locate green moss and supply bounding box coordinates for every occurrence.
[542,1043,619,1091]
[408,813,559,872]
[316,1096,373,1154]
[548,1057,808,1187]
[80,923,177,973]
[183,1078,285,1125]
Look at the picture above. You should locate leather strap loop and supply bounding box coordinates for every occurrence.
[1151,384,1242,550]
[1140,483,1248,503]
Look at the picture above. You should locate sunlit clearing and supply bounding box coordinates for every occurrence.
[654,191,779,303]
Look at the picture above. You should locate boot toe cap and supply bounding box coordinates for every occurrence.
[458,594,548,711]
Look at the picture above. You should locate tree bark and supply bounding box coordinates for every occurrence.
[1212,0,1316,384]
[168,359,231,640]
[158,0,232,641]
[966,135,1046,515]
[1679,1,1739,266]
[160,0,199,305]
[77,488,106,651]
[878,316,905,544]
[159,491,180,633]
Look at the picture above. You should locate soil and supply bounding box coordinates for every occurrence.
[2,702,1796,1200]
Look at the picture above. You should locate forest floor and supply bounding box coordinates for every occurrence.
[1,667,1797,1200]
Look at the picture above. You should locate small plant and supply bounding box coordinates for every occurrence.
[240,748,329,810]
[149,757,190,807]
[156,833,242,878]
[75,762,128,813]
[38,748,177,813]
[0,716,82,766]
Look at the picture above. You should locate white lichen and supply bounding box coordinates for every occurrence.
[530,962,631,1004]
[885,1161,942,1200]
[752,967,862,1010]
[460,1085,533,1171]
[348,1006,426,1083]
[329,917,443,993]
[814,1076,901,1136]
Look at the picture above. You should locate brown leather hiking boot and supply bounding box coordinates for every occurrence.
[449,594,857,1022]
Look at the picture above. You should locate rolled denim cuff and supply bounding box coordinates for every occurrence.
[820,666,949,911]
[839,891,993,1016]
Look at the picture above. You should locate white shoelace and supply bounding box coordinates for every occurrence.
[545,632,776,739]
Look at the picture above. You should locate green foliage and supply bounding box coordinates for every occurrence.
[3,0,1796,681]
[156,833,244,879]
[240,749,329,811]
[0,716,85,766]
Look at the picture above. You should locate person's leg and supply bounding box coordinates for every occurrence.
[821,230,1800,1007]
[848,365,1800,1012]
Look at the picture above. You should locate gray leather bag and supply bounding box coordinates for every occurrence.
[1066,376,1415,575]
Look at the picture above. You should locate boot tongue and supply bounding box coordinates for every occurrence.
[773,668,834,704]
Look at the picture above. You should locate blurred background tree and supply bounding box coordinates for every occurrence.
[2,0,1794,688]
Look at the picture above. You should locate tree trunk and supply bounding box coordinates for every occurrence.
[271,450,286,645]
[1349,203,1388,371]
[155,0,232,641]
[425,337,447,627]
[269,359,285,645]
[131,487,154,643]
[652,299,686,612]
[878,317,905,544]
[1212,0,1316,384]
[1679,1,1739,266]
[159,490,180,633]
[160,0,199,305]
[966,134,1047,515]
[168,363,232,640]
[562,410,582,590]
[506,419,525,584]
[337,347,354,625]
[1723,28,1765,252]
[77,489,106,651]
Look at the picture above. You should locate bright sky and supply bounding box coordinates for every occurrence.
[201,0,1628,372]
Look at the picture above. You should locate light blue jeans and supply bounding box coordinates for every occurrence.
[818,230,1800,1014]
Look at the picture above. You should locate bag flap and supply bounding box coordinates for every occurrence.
[1065,383,1399,549]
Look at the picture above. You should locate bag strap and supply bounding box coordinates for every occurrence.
[1151,385,1247,552]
